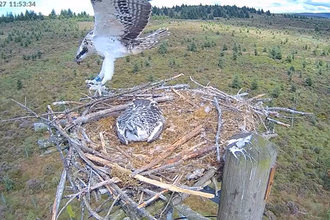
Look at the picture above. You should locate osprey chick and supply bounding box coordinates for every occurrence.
[116,99,165,145]
[75,0,169,94]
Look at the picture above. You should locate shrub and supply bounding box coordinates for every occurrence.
[251,79,258,90]
[271,87,280,98]
[305,76,313,86]
[132,63,140,73]
[158,42,168,54]
[17,79,23,90]
[285,55,292,63]
[222,44,228,51]
[230,76,241,89]
[269,46,282,60]
[232,52,237,60]
[187,42,197,52]
[218,58,224,69]
[233,43,238,53]
[145,60,150,67]
[3,175,14,191]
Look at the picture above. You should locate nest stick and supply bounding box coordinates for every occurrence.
[172,168,216,205]
[180,145,216,161]
[139,188,168,201]
[112,145,134,160]
[164,141,207,165]
[81,194,103,220]
[133,124,204,175]
[138,189,168,209]
[105,195,121,219]
[267,117,291,127]
[85,154,214,199]
[109,182,156,220]
[56,191,80,219]
[99,132,107,154]
[140,161,183,176]
[51,169,67,220]
[213,97,222,162]
[135,175,214,198]
[52,101,83,106]
[265,107,313,115]
[67,73,183,114]
[72,96,173,125]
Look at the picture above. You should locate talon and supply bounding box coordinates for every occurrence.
[85,80,110,96]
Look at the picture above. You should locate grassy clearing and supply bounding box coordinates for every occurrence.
[0,15,330,219]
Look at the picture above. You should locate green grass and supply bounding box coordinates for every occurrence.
[0,15,330,219]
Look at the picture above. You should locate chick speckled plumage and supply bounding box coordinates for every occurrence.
[116,99,165,145]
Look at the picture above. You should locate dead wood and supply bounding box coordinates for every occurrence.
[85,153,214,199]
[133,124,204,175]
[72,95,173,125]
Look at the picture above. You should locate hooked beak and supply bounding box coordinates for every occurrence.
[75,58,81,65]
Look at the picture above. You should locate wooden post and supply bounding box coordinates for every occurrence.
[217,133,277,220]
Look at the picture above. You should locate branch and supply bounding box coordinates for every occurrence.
[213,97,222,162]
[266,117,290,127]
[133,124,204,175]
[138,189,168,208]
[172,168,216,205]
[72,96,173,125]
[265,107,313,115]
[85,154,214,199]
[52,169,67,220]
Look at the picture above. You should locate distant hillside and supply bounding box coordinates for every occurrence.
[294,12,330,19]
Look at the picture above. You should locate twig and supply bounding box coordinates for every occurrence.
[105,195,121,219]
[52,101,83,106]
[109,182,156,220]
[140,161,183,176]
[213,97,222,162]
[172,168,216,205]
[138,189,168,208]
[72,96,173,125]
[52,169,67,220]
[112,145,134,160]
[85,154,214,199]
[138,188,168,201]
[265,107,313,115]
[99,132,107,154]
[133,124,204,175]
[266,117,290,127]
[172,88,197,107]
[179,145,216,162]
[164,141,207,165]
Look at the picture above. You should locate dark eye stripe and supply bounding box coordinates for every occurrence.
[76,47,88,59]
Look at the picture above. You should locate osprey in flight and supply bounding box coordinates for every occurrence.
[75,0,168,94]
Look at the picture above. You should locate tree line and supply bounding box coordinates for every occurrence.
[152,4,272,19]
[0,9,90,23]
[0,4,272,23]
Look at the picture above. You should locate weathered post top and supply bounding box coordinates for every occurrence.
[217,133,277,220]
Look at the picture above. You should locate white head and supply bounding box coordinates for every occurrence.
[75,30,96,64]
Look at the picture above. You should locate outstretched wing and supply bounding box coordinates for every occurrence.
[91,0,152,40]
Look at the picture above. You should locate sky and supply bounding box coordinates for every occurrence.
[0,0,330,16]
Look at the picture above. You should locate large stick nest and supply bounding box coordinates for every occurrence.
[33,74,311,219]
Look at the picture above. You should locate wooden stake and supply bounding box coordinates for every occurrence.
[217,133,277,220]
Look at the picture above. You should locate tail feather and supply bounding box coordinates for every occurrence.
[131,28,170,54]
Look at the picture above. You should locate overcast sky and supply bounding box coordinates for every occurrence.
[1,0,330,16]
